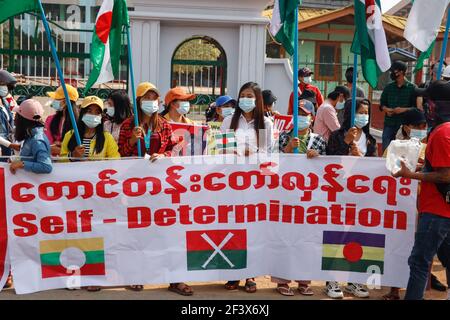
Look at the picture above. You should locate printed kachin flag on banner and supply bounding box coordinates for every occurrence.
[40,238,105,278]
[84,0,129,93]
[351,0,391,88]
[214,132,237,154]
[269,0,301,56]
[321,231,385,273]
[0,0,38,24]
[186,230,247,271]
[404,0,450,52]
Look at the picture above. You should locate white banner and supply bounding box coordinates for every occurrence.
[0,155,417,294]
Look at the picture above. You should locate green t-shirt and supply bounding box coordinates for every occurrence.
[380,80,417,126]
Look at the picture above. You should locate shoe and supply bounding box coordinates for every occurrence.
[431,274,447,292]
[325,281,344,299]
[345,283,370,298]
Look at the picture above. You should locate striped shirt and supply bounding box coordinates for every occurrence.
[82,137,94,157]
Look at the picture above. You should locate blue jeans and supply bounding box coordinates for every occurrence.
[405,213,450,300]
[382,124,401,152]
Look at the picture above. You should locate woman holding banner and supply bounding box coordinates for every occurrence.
[118,82,176,161]
[103,90,133,143]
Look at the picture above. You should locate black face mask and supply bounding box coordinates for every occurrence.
[390,72,399,81]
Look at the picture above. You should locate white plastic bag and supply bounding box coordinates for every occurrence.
[386,138,422,174]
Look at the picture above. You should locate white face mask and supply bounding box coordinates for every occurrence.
[51,100,62,111]
[0,86,8,97]
[82,114,102,129]
[221,107,235,118]
[336,101,345,110]
[303,76,312,84]
[141,100,159,115]
[177,101,190,115]
[238,98,256,113]
[106,106,115,117]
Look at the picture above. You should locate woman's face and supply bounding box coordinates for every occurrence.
[240,88,256,99]
[142,90,159,101]
[107,98,114,108]
[404,123,427,136]
[86,104,102,116]
[356,104,369,115]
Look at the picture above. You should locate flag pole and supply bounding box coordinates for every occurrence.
[126,24,142,157]
[37,0,81,146]
[292,1,299,154]
[437,6,450,80]
[350,54,358,127]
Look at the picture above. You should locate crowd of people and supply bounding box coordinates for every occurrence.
[0,60,448,300]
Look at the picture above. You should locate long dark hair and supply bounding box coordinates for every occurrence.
[14,114,44,142]
[341,98,371,136]
[230,82,265,147]
[135,96,162,132]
[107,90,132,125]
[49,100,79,141]
[68,106,105,154]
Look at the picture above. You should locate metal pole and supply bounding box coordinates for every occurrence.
[292,2,299,154]
[126,25,142,157]
[437,6,450,79]
[37,0,81,145]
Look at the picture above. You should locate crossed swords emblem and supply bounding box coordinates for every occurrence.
[201,232,235,269]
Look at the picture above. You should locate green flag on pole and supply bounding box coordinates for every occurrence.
[0,0,38,24]
[414,41,435,73]
[269,0,301,56]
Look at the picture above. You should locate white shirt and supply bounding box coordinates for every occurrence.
[220,114,274,154]
[355,132,367,156]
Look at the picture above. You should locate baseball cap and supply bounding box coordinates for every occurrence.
[15,99,44,121]
[415,80,450,100]
[298,99,314,115]
[46,84,79,101]
[390,60,407,72]
[215,95,236,107]
[403,109,426,125]
[80,96,104,110]
[164,87,196,106]
[136,82,160,98]
[262,90,277,105]
[298,67,313,77]
[0,70,17,85]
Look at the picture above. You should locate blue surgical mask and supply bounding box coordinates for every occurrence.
[239,98,256,113]
[106,106,115,117]
[0,86,8,97]
[177,101,190,115]
[141,100,159,115]
[51,100,62,111]
[221,107,235,118]
[297,115,311,130]
[336,101,345,110]
[354,114,369,129]
[410,129,427,141]
[82,114,102,129]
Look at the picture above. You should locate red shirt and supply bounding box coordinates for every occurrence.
[287,83,324,115]
[418,122,450,218]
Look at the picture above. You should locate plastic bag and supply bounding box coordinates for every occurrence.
[386,138,422,174]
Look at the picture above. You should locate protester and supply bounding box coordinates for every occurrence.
[287,67,324,115]
[118,82,176,161]
[9,99,52,174]
[0,70,17,161]
[60,96,120,161]
[334,86,351,126]
[0,70,18,112]
[220,81,274,157]
[214,95,236,122]
[161,87,195,124]
[205,102,218,122]
[344,67,365,98]
[45,84,80,157]
[379,60,417,152]
[313,86,349,142]
[262,90,280,118]
[393,80,450,300]
[104,90,132,143]
[325,98,376,298]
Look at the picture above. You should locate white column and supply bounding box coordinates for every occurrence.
[237,24,266,88]
[130,19,160,87]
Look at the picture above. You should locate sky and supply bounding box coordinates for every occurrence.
[380,0,404,13]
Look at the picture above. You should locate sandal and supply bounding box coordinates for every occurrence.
[168,282,194,296]
[276,284,294,296]
[225,280,240,290]
[298,284,314,296]
[128,285,144,292]
[244,279,257,293]
[86,286,101,292]
[3,276,12,289]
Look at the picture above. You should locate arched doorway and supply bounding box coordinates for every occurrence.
[171,36,227,106]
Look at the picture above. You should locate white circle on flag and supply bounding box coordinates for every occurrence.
[60,247,86,271]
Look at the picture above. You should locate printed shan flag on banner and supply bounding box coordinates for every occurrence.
[0,0,38,24]
[404,0,450,52]
[39,238,105,278]
[351,0,391,88]
[186,230,247,271]
[269,0,301,56]
[85,0,129,92]
[322,231,385,273]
